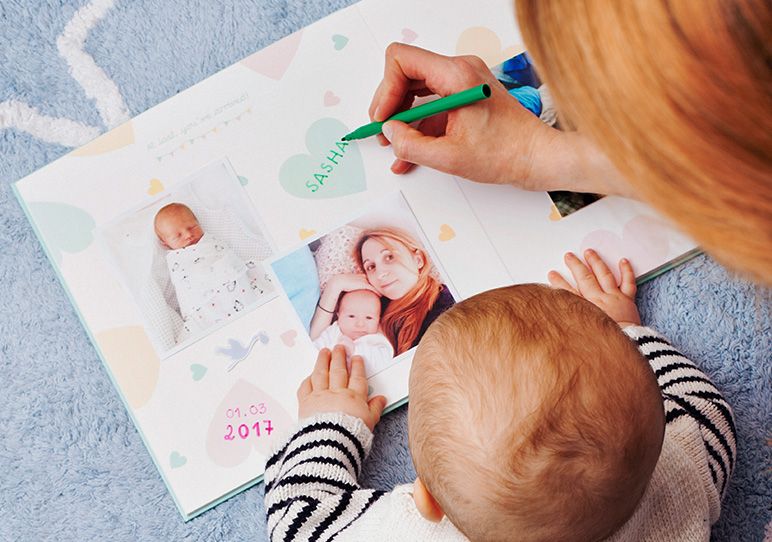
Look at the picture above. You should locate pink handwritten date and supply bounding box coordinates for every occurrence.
[223,420,274,441]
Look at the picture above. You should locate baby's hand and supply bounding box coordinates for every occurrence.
[297,346,386,432]
[337,335,356,358]
[548,250,641,328]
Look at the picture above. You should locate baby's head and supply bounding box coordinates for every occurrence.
[336,289,382,340]
[154,203,204,250]
[408,285,665,541]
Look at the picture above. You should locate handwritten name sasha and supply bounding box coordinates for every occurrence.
[306,140,351,193]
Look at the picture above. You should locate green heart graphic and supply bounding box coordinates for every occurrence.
[27,202,95,265]
[332,34,349,50]
[169,451,187,469]
[190,364,207,381]
[279,118,366,199]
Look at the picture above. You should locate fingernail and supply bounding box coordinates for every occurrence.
[381,121,394,142]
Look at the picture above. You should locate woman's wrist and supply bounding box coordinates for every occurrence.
[517,129,636,197]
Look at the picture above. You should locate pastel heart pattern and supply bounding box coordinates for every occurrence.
[323,91,340,107]
[27,201,95,265]
[190,364,207,381]
[96,326,160,410]
[438,224,456,242]
[455,27,518,67]
[279,118,366,199]
[332,34,349,50]
[147,178,164,195]
[400,28,418,44]
[579,216,671,282]
[205,379,293,467]
[240,31,303,80]
[299,228,316,240]
[238,175,249,186]
[169,451,187,469]
[70,121,135,156]
[280,329,297,347]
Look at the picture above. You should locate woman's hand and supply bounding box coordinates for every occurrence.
[548,250,641,328]
[369,43,637,197]
[297,346,387,432]
[369,43,555,188]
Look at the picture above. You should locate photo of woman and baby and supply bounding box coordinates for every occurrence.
[272,195,455,378]
[100,159,275,357]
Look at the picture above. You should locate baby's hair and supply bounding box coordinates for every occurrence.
[408,285,665,542]
[153,202,197,235]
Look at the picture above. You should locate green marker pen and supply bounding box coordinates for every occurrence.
[341,83,491,141]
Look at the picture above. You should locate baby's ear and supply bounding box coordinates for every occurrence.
[413,478,444,523]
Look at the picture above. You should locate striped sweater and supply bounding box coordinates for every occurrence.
[264,326,736,541]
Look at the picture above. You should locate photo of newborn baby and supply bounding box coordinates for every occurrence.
[100,158,275,357]
[154,203,271,337]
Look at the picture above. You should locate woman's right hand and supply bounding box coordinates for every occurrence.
[368,43,633,197]
[369,43,562,190]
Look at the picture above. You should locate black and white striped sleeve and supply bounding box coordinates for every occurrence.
[263,412,386,542]
[624,325,737,499]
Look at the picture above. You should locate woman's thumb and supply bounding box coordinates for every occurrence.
[381,120,449,169]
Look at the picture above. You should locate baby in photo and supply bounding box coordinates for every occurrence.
[154,202,268,335]
[312,289,394,377]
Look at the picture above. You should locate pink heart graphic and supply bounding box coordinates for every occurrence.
[280,329,297,347]
[580,216,671,282]
[240,31,303,80]
[323,91,340,107]
[206,379,293,468]
[401,28,418,44]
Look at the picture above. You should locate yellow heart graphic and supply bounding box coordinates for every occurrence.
[298,228,316,240]
[438,224,456,242]
[147,178,164,196]
[456,27,519,67]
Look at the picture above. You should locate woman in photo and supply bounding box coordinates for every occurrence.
[309,227,454,357]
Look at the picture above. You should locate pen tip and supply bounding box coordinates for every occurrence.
[340,136,349,141]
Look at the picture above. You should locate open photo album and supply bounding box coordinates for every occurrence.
[12,0,698,520]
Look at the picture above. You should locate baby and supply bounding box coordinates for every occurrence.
[313,289,394,377]
[154,203,268,336]
[264,251,735,541]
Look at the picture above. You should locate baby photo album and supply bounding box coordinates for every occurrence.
[12,0,698,520]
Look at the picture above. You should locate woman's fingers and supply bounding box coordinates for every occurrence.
[564,252,602,296]
[329,345,349,389]
[619,258,637,298]
[348,355,369,395]
[584,249,618,293]
[547,270,579,295]
[311,348,331,390]
[369,43,460,122]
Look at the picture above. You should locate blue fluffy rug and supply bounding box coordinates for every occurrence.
[1,1,769,540]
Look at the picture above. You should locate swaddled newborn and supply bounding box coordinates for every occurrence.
[154,203,268,336]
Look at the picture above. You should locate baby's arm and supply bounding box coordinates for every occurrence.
[549,250,737,502]
[622,325,736,499]
[264,347,388,541]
